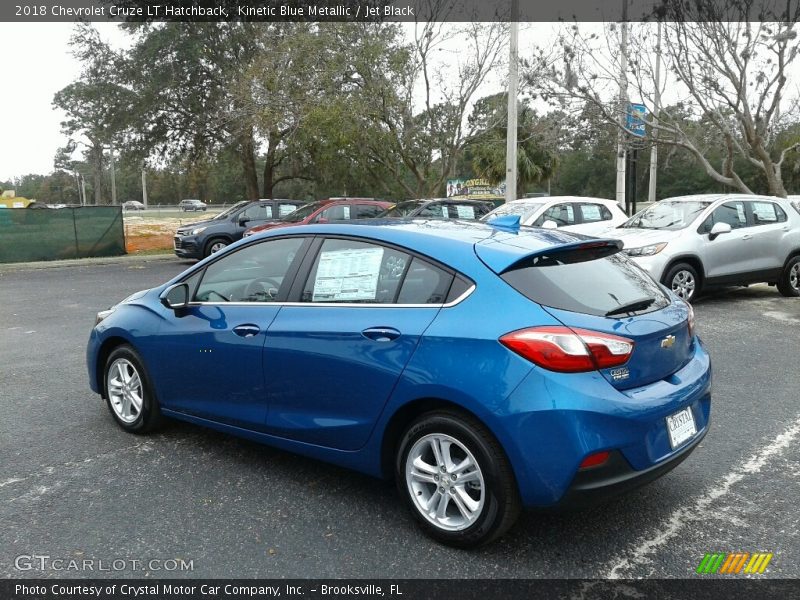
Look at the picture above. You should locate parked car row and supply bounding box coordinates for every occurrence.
[173,194,800,302]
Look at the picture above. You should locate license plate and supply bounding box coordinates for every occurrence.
[666,407,697,449]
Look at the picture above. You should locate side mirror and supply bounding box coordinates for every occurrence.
[238,216,250,226]
[316,217,329,224]
[160,283,189,310]
[541,219,559,229]
[708,222,732,239]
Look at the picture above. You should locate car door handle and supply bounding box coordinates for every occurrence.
[742,234,752,240]
[361,327,401,342]
[233,324,261,338]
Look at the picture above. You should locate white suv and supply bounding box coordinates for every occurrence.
[482,196,628,236]
[609,194,800,301]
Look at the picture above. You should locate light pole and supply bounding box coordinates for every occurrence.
[505,0,519,204]
[616,1,629,210]
[648,20,662,203]
[108,143,118,206]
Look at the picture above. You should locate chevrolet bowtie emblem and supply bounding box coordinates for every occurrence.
[661,335,676,349]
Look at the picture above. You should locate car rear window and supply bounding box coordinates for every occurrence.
[501,253,670,316]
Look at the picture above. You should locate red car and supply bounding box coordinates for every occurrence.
[243,199,393,238]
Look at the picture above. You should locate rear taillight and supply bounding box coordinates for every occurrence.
[499,326,634,373]
[686,302,695,338]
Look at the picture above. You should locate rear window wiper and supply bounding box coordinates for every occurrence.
[605,296,656,317]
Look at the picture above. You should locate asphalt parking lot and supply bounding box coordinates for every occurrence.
[1,256,799,579]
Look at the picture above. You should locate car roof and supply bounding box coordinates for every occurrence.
[254,219,594,274]
[659,194,782,203]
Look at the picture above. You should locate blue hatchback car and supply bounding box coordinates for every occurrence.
[87,219,711,547]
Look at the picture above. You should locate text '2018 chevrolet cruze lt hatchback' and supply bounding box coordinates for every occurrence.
[88,219,711,547]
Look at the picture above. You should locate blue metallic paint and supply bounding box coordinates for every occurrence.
[87,221,712,508]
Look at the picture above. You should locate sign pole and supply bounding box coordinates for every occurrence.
[505,0,519,204]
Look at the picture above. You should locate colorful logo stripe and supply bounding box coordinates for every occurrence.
[696,552,773,574]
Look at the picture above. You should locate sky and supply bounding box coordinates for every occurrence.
[0,22,129,182]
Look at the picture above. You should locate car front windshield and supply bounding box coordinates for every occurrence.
[621,201,711,230]
[482,202,544,222]
[379,200,425,217]
[213,200,248,220]
[280,201,324,223]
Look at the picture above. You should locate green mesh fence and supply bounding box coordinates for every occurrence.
[0,207,126,264]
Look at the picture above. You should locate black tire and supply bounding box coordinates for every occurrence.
[663,262,700,302]
[204,238,229,258]
[395,410,521,548]
[103,345,163,433]
[777,256,800,297]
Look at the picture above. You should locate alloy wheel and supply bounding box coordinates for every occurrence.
[107,358,143,424]
[405,433,485,531]
[671,270,696,300]
[790,263,800,291]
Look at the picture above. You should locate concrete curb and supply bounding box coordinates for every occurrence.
[0,253,187,273]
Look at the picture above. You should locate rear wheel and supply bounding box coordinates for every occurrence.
[777,256,800,297]
[395,410,520,548]
[663,262,699,302]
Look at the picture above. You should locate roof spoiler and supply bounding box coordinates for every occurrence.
[500,239,624,274]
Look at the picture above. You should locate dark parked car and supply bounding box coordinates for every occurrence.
[89,220,710,547]
[178,199,207,212]
[123,201,146,211]
[174,199,306,259]
[243,199,392,238]
[379,198,493,220]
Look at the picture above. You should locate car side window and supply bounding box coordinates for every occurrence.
[534,204,575,227]
[417,203,447,218]
[315,205,349,222]
[355,204,384,218]
[301,238,411,304]
[242,204,270,221]
[700,202,747,233]
[397,258,452,304]
[750,201,785,225]
[194,237,306,302]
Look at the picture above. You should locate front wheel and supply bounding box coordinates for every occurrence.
[104,345,163,433]
[663,262,700,302]
[204,238,228,257]
[395,411,521,548]
[777,256,800,297]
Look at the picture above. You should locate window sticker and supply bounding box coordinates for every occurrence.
[456,205,476,219]
[343,205,351,219]
[279,204,297,216]
[312,247,384,302]
[581,204,601,221]
[736,204,746,222]
[441,205,449,218]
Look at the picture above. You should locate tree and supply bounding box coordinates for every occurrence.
[526,1,800,196]
[53,24,135,204]
[349,19,508,198]
[466,93,558,192]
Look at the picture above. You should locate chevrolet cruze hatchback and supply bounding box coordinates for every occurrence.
[87,219,711,547]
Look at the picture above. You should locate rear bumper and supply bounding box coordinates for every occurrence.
[557,424,708,509]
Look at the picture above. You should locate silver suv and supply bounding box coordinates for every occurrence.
[608,194,800,301]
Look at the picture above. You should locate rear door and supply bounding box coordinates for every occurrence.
[745,200,790,273]
[263,236,453,449]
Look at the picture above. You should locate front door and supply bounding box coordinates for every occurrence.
[152,236,309,429]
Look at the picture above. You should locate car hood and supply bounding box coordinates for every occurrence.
[603,227,684,248]
[175,218,219,233]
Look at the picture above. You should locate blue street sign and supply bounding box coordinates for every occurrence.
[627,103,647,137]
